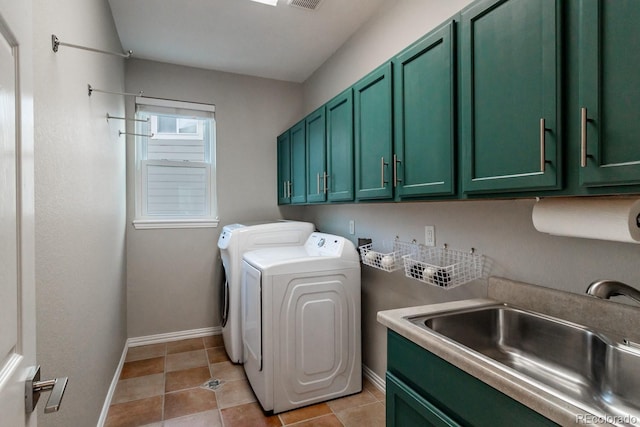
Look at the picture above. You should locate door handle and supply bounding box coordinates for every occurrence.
[393,154,402,187]
[322,172,328,194]
[539,118,552,172]
[25,365,69,413]
[380,157,389,188]
[580,107,594,167]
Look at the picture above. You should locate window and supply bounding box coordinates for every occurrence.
[133,97,218,229]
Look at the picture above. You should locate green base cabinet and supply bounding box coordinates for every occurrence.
[354,62,394,201]
[386,330,558,427]
[327,89,355,202]
[387,373,460,427]
[393,21,456,199]
[578,0,640,187]
[461,0,561,194]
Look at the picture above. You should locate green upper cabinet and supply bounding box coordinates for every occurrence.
[305,106,327,203]
[461,0,561,194]
[277,131,292,205]
[326,89,355,202]
[354,62,394,200]
[578,0,640,187]
[393,21,456,200]
[289,120,307,204]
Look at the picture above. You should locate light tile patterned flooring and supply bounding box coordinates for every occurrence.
[104,336,385,426]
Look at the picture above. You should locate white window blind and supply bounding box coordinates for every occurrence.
[134,97,218,229]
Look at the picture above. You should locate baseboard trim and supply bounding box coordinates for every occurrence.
[96,342,128,427]
[127,326,221,347]
[362,364,386,393]
[96,327,221,426]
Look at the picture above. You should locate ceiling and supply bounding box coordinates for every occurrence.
[108,0,389,83]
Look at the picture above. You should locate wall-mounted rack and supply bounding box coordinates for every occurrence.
[119,131,154,138]
[359,237,419,273]
[106,113,148,123]
[403,244,484,289]
[52,34,133,59]
[88,84,143,97]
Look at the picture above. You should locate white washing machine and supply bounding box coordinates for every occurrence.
[241,232,361,414]
[217,221,314,363]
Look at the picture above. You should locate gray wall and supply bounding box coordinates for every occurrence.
[33,0,127,425]
[125,59,303,338]
[287,0,640,378]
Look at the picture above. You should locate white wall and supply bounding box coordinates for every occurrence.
[303,0,473,114]
[125,59,303,338]
[33,0,127,425]
[292,0,640,378]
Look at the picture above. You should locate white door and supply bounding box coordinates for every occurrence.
[0,0,37,425]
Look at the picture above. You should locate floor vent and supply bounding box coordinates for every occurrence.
[287,0,323,11]
[201,378,224,391]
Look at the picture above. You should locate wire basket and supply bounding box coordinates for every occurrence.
[359,240,418,272]
[403,244,484,289]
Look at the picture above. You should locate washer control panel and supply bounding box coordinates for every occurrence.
[304,232,346,257]
[217,224,246,249]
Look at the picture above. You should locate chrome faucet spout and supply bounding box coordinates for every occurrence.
[586,280,640,305]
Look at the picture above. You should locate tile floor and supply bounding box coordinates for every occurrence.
[104,336,385,427]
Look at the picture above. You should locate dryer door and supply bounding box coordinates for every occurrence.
[241,261,262,370]
[220,278,229,327]
[219,253,231,327]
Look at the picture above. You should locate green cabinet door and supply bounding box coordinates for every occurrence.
[579,0,640,186]
[327,89,355,202]
[387,331,559,427]
[354,62,394,200]
[393,21,456,199]
[386,373,461,427]
[290,120,307,204]
[306,106,327,203]
[277,131,292,205]
[461,0,561,193]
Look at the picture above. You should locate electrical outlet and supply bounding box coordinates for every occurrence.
[349,220,355,235]
[425,225,435,246]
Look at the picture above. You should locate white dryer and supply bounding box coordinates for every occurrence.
[217,221,314,363]
[241,232,361,414]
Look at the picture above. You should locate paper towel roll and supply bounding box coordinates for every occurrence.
[532,197,640,244]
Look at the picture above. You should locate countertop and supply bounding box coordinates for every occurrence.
[377,276,640,426]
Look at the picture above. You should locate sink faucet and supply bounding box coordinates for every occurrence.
[586,280,640,305]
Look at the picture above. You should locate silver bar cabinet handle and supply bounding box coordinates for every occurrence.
[316,173,320,194]
[381,157,389,188]
[393,154,402,187]
[581,107,588,168]
[540,118,551,172]
[323,172,328,194]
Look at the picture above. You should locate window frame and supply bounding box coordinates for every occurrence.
[150,115,204,140]
[133,97,219,230]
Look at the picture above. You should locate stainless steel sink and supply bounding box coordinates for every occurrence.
[409,304,640,425]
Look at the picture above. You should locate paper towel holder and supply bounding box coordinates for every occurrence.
[532,196,640,244]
